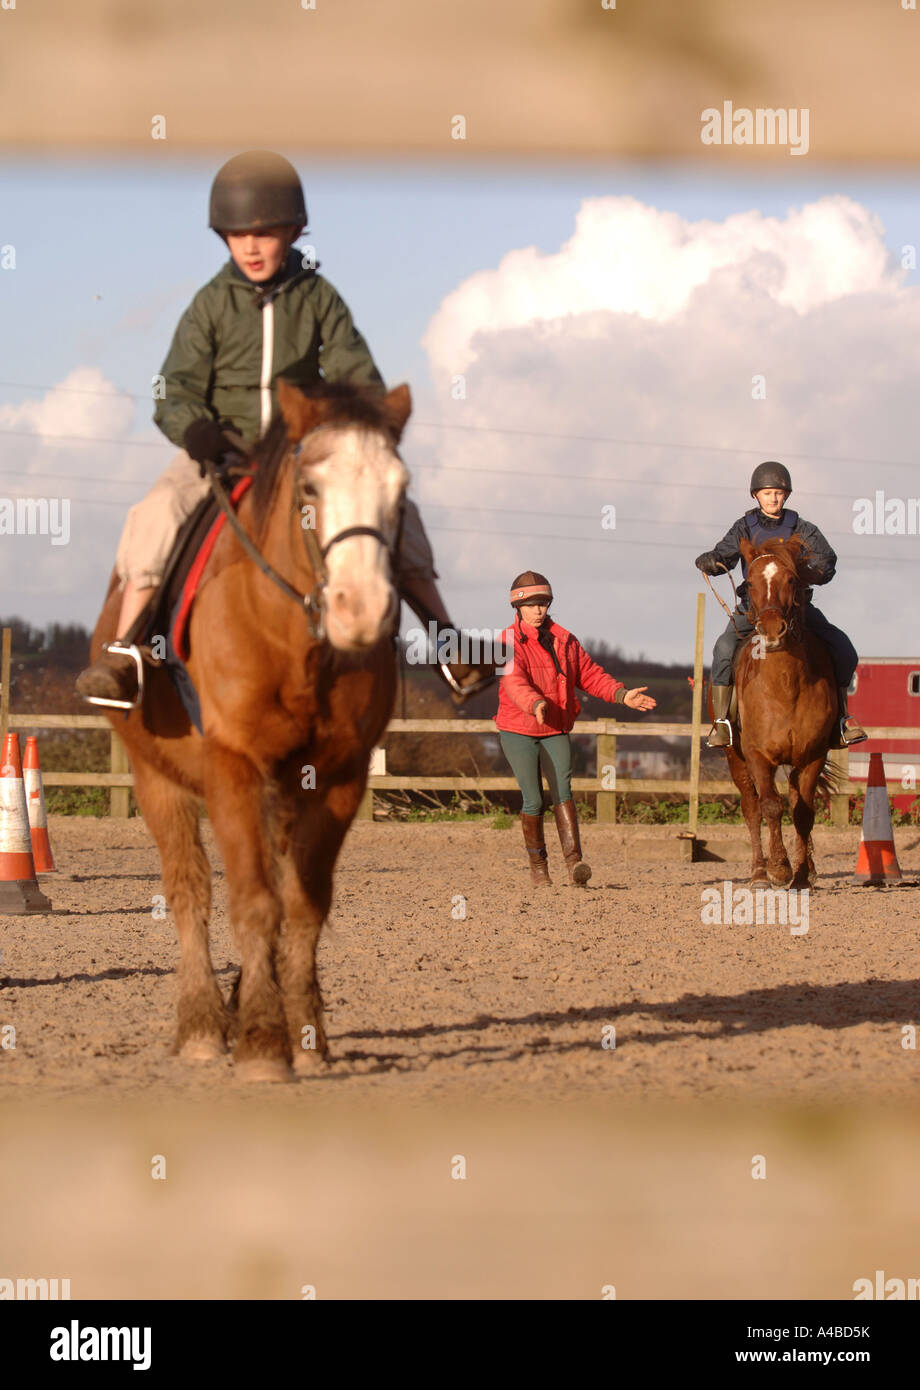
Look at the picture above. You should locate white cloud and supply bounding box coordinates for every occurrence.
[0,366,136,444]
[423,195,901,378]
[0,369,170,626]
[413,196,920,661]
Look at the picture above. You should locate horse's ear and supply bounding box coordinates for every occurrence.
[277,379,321,441]
[739,536,755,565]
[383,384,412,443]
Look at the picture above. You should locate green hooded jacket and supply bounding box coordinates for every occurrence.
[153,251,385,449]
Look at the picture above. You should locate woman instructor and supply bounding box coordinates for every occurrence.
[495,571,656,886]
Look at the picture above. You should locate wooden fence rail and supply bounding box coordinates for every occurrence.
[2,627,917,824]
[2,709,918,823]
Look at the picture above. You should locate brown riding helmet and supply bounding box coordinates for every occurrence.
[510,570,553,607]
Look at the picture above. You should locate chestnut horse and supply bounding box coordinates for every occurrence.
[89,381,411,1081]
[709,535,837,888]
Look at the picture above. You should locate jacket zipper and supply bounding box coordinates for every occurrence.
[260,298,275,436]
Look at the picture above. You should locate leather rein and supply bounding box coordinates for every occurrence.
[201,440,402,643]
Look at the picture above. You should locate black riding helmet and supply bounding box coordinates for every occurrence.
[209,150,307,234]
[750,461,792,497]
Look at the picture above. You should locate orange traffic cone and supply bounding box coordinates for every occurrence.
[852,752,902,886]
[0,733,52,913]
[23,736,55,873]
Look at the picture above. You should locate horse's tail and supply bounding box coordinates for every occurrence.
[817,755,845,800]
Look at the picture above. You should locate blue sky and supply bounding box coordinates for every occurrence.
[2,157,920,659]
[5,156,920,403]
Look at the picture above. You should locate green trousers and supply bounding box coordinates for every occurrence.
[499,731,573,815]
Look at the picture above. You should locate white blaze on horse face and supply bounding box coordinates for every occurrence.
[310,425,408,650]
[753,558,791,647]
[762,560,778,603]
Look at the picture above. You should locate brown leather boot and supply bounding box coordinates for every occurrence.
[706,683,734,748]
[553,800,591,885]
[520,812,552,885]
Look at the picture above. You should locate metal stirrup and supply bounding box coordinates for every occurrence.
[82,642,145,711]
[438,661,494,698]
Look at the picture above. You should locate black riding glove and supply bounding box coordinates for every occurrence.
[695,551,725,576]
[184,419,231,474]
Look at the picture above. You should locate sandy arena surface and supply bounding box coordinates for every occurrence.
[3,815,920,1299]
[2,815,919,1106]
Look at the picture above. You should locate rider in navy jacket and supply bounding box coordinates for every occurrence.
[695,461,867,750]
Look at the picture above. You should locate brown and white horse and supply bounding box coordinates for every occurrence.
[710,535,837,888]
[89,381,410,1080]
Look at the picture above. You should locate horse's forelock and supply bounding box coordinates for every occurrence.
[751,538,802,574]
[748,538,813,605]
[250,385,396,530]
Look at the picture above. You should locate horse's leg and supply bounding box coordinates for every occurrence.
[787,770,804,884]
[271,766,364,1076]
[725,745,767,884]
[203,741,288,1081]
[131,760,227,1059]
[788,758,823,888]
[746,750,793,887]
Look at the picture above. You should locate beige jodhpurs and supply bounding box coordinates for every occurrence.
[115,451,437,589]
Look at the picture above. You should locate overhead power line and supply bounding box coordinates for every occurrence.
[1,378,918,471]
[0,428,909,508]
[422,522,917,565]
[0,427,168,449]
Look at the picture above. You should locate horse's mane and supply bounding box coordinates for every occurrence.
[249,382,394,530]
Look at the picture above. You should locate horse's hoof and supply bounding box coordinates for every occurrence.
[178,1035,226,1062]
[293,1049,328,1077]
[234,1057,293,1084]
[750,870,769,886]
[768,869,793,888]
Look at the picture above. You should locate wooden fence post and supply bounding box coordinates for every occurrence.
[596,723,617,823]
[688,593,705,837]
[0,627,10,750]
[109,729,131,818]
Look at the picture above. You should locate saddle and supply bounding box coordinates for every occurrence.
[728,684,740,729]
[124,472,254,730]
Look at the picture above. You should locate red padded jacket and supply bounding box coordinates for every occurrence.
[494,617,625,736]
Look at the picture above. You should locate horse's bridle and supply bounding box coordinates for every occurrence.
[202,443,404,642]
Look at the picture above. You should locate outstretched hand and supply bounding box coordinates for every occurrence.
[623,686,656,711]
